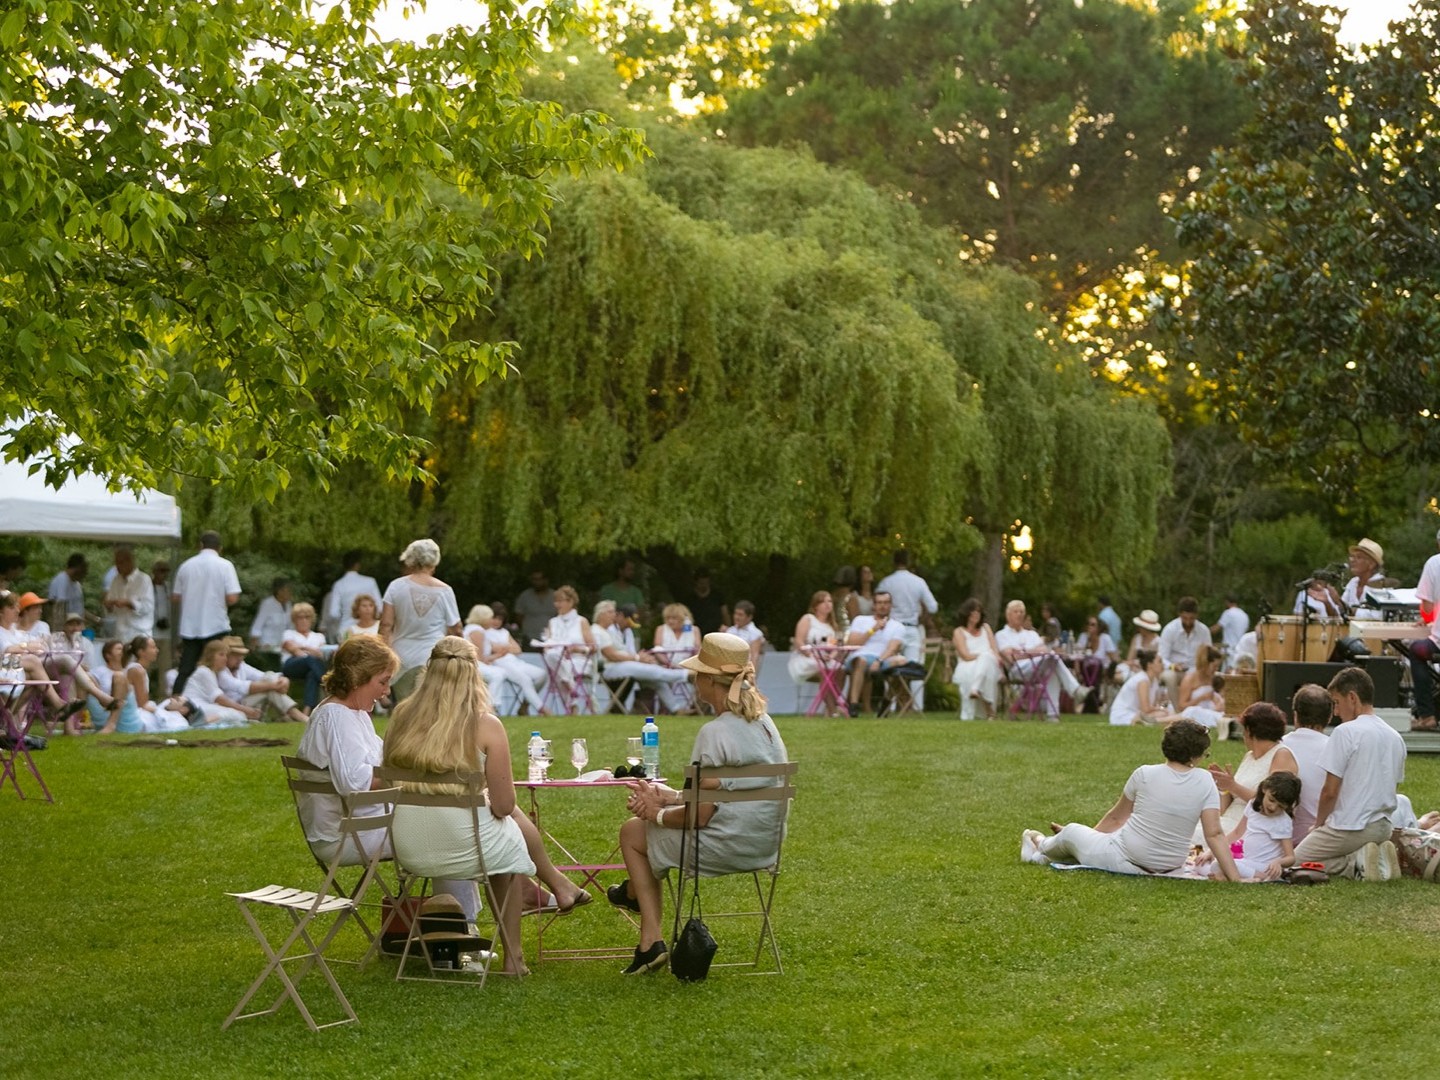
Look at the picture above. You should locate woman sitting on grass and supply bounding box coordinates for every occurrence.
[610,632,790,975]
[1022,718,1240,880]
[1107,649,1176,727]
[1203,702,1298,838]
[383,636,590,977]
[1177,645,1226,730]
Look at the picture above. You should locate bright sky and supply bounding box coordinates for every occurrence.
[363,0,1419,47]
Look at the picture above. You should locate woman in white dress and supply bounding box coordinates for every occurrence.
[1108,650,1177,727]
[466,603,547,716]
[1114,609,1163,683]
[951,598,1002,720]
[651,603,700,655]
[786,590,838,685]
[380,538,462,702]
[385,636,590,977]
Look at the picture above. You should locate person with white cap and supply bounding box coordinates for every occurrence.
[1341,538,1386,619]
[609,632,789,975]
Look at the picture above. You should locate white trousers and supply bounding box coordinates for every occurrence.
[1039,824,1146,874]
[601,661,690,712]
[481,655,545,714]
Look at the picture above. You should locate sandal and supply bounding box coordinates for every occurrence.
[557,890,594,916]
[1412,717,1439,732]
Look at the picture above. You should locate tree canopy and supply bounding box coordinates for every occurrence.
[1173,0,1440,493]
[721,0,1247,306]
[0,0,644,498]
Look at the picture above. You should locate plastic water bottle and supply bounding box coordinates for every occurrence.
[641,716,660,780]
[528,731,545,783]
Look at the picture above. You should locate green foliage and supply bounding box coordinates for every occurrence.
[0,0,646,498]
[723,0,1248,306]
[1173,0,1440,492]
[583,0,836,111]
[7,718,1440,1077]
[1212,512,1340,611]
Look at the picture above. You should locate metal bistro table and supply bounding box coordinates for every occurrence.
[805,643,859,716]
[0,679,57,802]
[518,775,662,963]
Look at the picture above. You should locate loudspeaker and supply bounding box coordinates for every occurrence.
[1262,657,1404,715]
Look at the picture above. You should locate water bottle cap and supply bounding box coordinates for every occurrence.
[531,731,541,737]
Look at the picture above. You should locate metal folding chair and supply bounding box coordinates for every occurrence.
[1007,654,1058,717]
[538,643,595,715]
[0,681,55,802]
[281,756,398,965]
[373,765,512,986]
[666,761,797,974]
[222,787,396,1032]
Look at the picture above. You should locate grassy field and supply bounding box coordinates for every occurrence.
[3,713,1435,1079]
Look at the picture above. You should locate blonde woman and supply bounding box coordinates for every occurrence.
[465,603,547,716]
[612,632,789,975]
[1178,645,1227,730]
[280,601,328,714]
[786,590,838,686]
[380,538,462,701]
[341,594,381,640]
[384,637,589,977]
[652,602,700,654]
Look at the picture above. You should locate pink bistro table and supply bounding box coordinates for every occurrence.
[0,679,56,802]
[517,776,665,963]
[805,643,860,716]
[533,641,597,715]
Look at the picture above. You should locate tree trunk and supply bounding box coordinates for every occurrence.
[973,532,1006,619]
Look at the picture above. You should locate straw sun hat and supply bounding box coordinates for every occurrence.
[1133,610,1162,633]
[1348,538,1383,567]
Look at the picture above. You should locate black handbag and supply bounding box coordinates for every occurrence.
[670,761,718,981]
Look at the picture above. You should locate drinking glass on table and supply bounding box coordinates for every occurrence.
[571,737,588,777]
[626,736,642,769]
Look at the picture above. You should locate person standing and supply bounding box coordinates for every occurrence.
[514,569,557,649]
[171,530,241,696]
[46,553,88,628]
[599,558,647,616]
[150,559,174,675]
[1209,594,1250,669]
[683,567,729,637]
[1097,596,1123,652]
[877,550,938,709]
[102,546,154,642]
[1292,666,1406,880]
[324,549,382,642]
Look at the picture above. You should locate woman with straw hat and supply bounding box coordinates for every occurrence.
[608,632,789,975]
[1115,608,1163,685]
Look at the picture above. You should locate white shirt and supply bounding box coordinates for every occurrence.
[1240,804,1293,867]
[295,702,385,845]
[1157,618,1211,670]
[875,568,937,627]
[183,665,227,707]
[219,658,273,698]
[47,570,84,616]
[1118,764,1221,872]
[1281,726,1330,840]
[383,577,461,674]
[105,569,155,640]
[994,624,1045,658]
[326,570,383,638]
[1109,671,1152,726]
[1418,552,1440,647]
[173,549,241,639]
[1215,606,1249,651]
[282,629,326,654]
[847,615,905,661]
[1341,577,1382,619]
[729,622,764,646]
[249,596,292,651]
[1320,713,1406,831]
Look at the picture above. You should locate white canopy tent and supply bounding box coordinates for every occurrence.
[0,457,182,542]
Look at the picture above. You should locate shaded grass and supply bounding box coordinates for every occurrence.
[3,715,1436,1078]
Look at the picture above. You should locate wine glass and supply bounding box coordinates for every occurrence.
[571,737,588,778]
[626,736,642,769]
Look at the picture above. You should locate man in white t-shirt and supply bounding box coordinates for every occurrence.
[1282,684,1333,844]
[324,550,382,642]
[1209,595,1249,670]
[46,553,88,626]
[1293,667,1406,880]
[843,591,907,716]
[1409,528,1440,731]
[1157,596,1212,705]
[995,600,1083,720]
[171,531,242,696]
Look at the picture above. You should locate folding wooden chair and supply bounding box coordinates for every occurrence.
[373,765,511,986]
[222,787,395,1032]
[666,761,798,974]
[280,755,398,966]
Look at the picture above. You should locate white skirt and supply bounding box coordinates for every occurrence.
[392,804,534,880]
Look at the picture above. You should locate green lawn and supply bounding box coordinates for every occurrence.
[4,715,1435,1079]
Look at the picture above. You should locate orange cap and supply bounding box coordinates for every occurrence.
[17,592,43,610]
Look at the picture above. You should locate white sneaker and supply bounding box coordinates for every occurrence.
[1360,842,1380,881]
[1021,829,1050,865]
[1379,840,1401,882]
